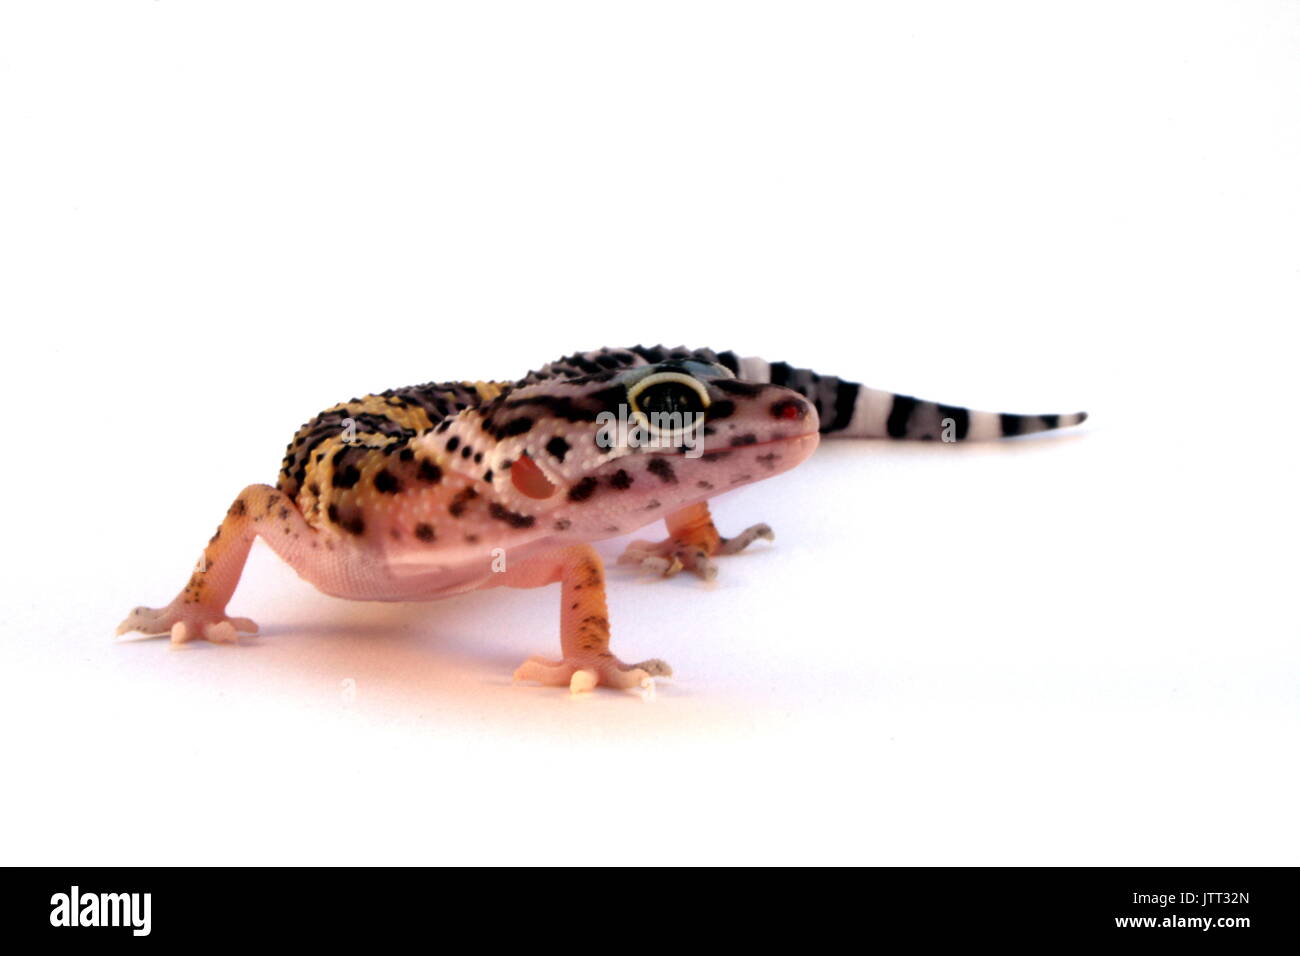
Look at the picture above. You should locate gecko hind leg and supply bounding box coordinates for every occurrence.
[618,502,773,581]
[501,545,671,694]
[116,484,312,645]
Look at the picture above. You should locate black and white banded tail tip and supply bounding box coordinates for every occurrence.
[994,409,1088,438]
[838,387,1088,441]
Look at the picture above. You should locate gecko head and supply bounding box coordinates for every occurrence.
[466,360,821,537]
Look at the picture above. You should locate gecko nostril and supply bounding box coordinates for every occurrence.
[770,399,806,421]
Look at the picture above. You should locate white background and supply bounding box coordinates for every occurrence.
[1,1,1296,865]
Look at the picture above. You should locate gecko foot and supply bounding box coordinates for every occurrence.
[513,654,672,694]
[116,604,259,645]
[619,522,774,581]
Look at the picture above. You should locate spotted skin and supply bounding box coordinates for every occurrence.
[118,346,1086,693]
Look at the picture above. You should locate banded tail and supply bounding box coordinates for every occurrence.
[730,355,1087,441]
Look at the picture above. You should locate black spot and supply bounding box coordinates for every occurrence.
[418,460,443,483]
[489,502,536,528]
[554,518,572,531]
[327,503,340,524]
[499,417,534,437]
[399,448,415,462]
[448,488,479,517]
[829,381,859,432]
[648,458,677,484]
[1040,414,1059,430]
[608,469,633,490]
[374,469,401,494]
[414,523,436,543]
[568,477,599,502]
[1000,413,1023,437]
[729,433,758,447]
[342,514,365,536]
[886,395,919,438]
[229,498,247,517]
[332,465,362,489]
[705,399,736,421]
[768,361,794,386]
[446,436,460,452]
[937,404,970,440]
[483,469,494,483]
[461,445,472,459]
[546,436,570,462]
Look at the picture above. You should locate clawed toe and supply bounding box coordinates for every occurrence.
[618,538,737,581]
[620,550,681,577]
[718,523,774,555]
[631,658,673,678]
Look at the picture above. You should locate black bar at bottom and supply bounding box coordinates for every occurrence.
[4,866,1294,944]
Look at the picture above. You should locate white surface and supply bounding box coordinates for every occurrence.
[1,1,1296,866]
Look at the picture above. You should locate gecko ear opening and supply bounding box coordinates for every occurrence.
[510,452,558,499]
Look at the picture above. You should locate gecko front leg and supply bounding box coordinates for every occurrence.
[502,544,671,693]
[618,501,773,581]
[117,484,315,645]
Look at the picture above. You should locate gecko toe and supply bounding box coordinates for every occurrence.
[718,523,775,555]
[203,621,240,644]
[118,603,258,647]
[631,658,673,678]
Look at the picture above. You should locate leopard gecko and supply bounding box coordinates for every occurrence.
[118,345,1086,693]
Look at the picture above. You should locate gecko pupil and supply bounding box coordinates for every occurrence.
[637,381,703,418]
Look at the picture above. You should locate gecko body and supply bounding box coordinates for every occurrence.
[119,346,1086,692]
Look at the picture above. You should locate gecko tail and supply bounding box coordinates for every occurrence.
[730,355,1087,441]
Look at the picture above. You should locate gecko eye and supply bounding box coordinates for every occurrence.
[628,372,710,429]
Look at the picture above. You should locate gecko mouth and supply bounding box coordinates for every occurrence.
[697,428,821,458]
